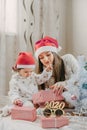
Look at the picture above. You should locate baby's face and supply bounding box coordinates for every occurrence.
[19,68,33,78]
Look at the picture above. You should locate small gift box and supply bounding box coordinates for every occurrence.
[40,116,69,128]
[32,90,64,104]
[11,106,37,121]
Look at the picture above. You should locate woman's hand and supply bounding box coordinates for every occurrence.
[49,81,67,96]
[45,64,53,72]
[14,99,23,107]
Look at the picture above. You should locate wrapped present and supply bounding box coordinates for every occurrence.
[11,106,37,121]
[32,90,64,104]
[40,116,69,128]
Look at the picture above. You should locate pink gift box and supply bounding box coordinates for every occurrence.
[32,90,64,104]
[11,106,37,122]
[40,116,69,128]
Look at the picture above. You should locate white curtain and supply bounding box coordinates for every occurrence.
[0,0,33,96]
[0,0,6,95]
[0,0,20,96]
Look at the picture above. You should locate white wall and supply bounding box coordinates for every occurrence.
[55,0,67,56]
[66,0,87,59]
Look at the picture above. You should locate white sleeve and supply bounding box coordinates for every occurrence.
[8,79,20,103]
[34,69,52,85]
[62,54,80,89]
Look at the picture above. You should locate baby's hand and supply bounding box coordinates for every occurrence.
[14,99,23,107]
[46,64,53,72]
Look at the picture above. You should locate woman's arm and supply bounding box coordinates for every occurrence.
[50,54,80,95]
[62,54,80,88]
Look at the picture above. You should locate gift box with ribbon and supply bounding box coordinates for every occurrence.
[40,116,69,128]
[32,90,64,104]
[11,106,37,121]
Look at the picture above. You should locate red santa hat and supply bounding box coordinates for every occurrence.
[34,36,61,59]
[13,52,35,69]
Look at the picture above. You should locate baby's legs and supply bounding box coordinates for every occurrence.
[0,101,34,117]
[0,105,13,117]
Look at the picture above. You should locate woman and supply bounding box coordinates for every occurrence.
[34,36,80,107]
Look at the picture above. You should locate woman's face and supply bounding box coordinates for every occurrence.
[38,51,54,67]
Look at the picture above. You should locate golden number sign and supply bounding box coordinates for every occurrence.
[43,101,65,117]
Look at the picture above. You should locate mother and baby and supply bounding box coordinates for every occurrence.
[1,36,86,116]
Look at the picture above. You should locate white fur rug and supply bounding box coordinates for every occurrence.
[0,116,87,130]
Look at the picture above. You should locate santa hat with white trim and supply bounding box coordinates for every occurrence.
[13,52,35,69]
[34,36,62,59]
